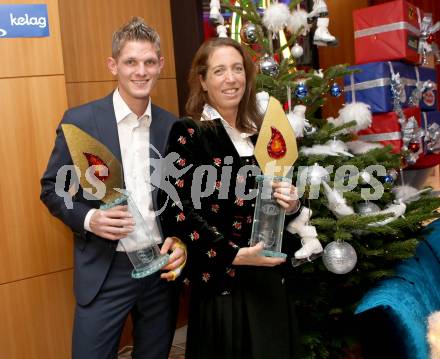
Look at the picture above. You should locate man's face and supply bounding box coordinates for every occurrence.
[107,40,164,104]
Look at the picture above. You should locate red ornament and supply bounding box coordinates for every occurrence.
[427,34,435,44]
[283,102,289,111]
[408,141,420,153]
[267,126,287,159]
[273,53,280,63]
[83,152,110,181]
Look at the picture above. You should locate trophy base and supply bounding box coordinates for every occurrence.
[261,250,287,258]
[131,254,170,279]
[291,252,323,267]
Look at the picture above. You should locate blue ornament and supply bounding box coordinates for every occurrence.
[330,82,342,97]
[384,175,394,184]
[295,83,308,99]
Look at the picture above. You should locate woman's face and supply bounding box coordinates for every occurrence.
[200,45,246,116]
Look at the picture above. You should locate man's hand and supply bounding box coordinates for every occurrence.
[89,205,135,240]
[160,237,187,281]
[232,242,286,266]
[272,182,300,213]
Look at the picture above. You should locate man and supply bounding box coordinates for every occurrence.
[40,18,185,359]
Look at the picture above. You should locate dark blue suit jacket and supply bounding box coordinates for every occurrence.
[40,92,177,306]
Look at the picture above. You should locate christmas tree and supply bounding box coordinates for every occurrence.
[209,0,440,357]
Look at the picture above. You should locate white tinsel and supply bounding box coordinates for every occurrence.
[346,140,384,155]
[286,9,310,35]
[328,102,372,133]
[322,182,355,217]
[307,164,329,185]
[286,207,323,259]
[256,91,269,115]
[262,3,291,32]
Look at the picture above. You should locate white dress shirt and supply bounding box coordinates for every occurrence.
[201,104,256,156]
[84,89,163,251]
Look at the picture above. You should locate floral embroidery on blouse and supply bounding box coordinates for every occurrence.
[211,204,220,213]
[176,158,186,167]
[228,241,239,249]
[176,212,185,222]
[235,197,244,207]
[236,174,245,184]
[177,136,187,145]
[226,268,236,277]
[247,215,253,224]
[187,128,195,137]
[214,180,222,190]
[232,221,242,230]
[183,278,190,286]
[175,179,184,188]
[213,157,222,167]
[207,249,217,258]
[202,272,211,282]
[189,230,200,241]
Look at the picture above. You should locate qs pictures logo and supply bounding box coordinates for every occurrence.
[0,28,7,37]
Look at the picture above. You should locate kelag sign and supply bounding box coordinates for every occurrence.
[0,4,49,38]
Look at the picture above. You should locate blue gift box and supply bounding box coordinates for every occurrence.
[344,61,418,114]
[417,67,437,111]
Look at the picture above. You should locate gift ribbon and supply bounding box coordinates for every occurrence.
[359,132,402,142]
[354,21,420,38]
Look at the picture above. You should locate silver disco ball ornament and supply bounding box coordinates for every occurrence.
[259,54,279,77]
[357,201,381,215]
[291,43,304,59]
[322,241,357,274]
[240,22,261,45]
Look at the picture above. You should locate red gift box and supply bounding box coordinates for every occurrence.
[357,107,421,153]
[353,0,422,64]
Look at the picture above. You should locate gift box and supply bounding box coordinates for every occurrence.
[417,67,438,111]
[353,0,422,64]
[357,107,421,153]
[344,61,418,113]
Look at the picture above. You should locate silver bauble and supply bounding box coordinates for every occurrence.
[291,43,304,59]
[425,80,435,90]
[240,22,261,45]
[259,54,279,77]
[357,201,381,215]
[322,241,357,274]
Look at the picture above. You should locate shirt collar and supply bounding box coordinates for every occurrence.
[113,88,151,124]
[201,104,255,138]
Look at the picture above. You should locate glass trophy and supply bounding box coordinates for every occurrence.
[249,175,290,258]
[100,189,169,279]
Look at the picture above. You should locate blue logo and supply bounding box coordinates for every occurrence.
[0,4,49,38]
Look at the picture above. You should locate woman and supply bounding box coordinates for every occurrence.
[161,37,300,359]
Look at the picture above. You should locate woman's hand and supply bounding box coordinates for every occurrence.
[272,181,300,214]
[232,242,286,266]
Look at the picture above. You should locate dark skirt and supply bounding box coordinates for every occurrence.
[185,266,300,359]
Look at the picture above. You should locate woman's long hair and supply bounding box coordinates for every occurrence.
[185,37,262,133]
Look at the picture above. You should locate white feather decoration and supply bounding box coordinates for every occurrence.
[322,182,355,217]
[262,3,291,32]
[368,202,406,226]
[286,9,309,35]
[326,139,354,157]
[256,91,269,115]
[287,105,308,138]
[346,140,384,155]
[338,102,372,132]
[392,185,431,204]
[301,140,353,157]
